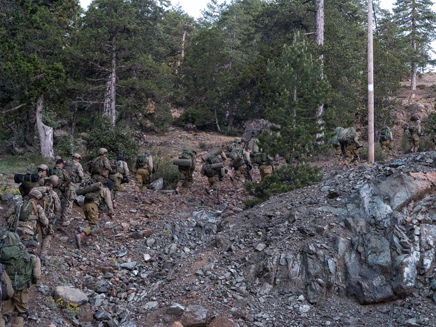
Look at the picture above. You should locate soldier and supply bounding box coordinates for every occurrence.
[7,189,48,248]
[18,164,48,196]
[331,127,344,164]
[406,117,422,153]
[64,153,85,216]
[89,148,112,183]
[32,179,61,260]
[343,128,362,170]
[379,125,393,156]
[110,155,130,194]
[229,143,252,182]
[201,149,226,196]
[175,149,196,194]
[0,263,14,327]
[134,151,153,200]
[75,181,114,249]
[1,231,41,327]
[50,159,73,226]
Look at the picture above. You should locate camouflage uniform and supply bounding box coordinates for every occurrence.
[259,164,273,181]
[15,199,49,243]
[110,158,130,192]
[76,185,114,249]
[32,186,61,258]
[50,164,72,226]
[408,122,421,153]
[90,150,112,184]
[232,149,251,182]
[344,131,362,168]
[176,150,196,193]
[135,153,153,194]
[2,255,41,327]
[0,267,14,327]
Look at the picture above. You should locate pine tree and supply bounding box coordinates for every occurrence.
[393,0,436,98]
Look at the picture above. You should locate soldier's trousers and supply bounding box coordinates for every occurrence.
[235,164,250,182]
[380,140,393,154]
[334,145,343,163]
[109,172,123,192]
[135,168,150,193]
[3,289,29,327]
[83,202,99,235]
[176,169,194,189]
[344,145,359,166]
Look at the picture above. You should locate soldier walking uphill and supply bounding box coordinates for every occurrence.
[32,179,61,260]
[89,148,112,183]
[331,127,344,164]
[379,125,393,156]
[0,231,41,327]
[11,190,49,244]
[341,128,362,170]
[64,153,84,216]
[134,151,153,201]
[406,117,422,153]
[247,137,273,181]
[109,155,130,194]
[75,181,114,249]
[201,147,227,196]
[229,139,252,182]
[0,262,14,327]
[49,159,73,227]
[175,149,196,194]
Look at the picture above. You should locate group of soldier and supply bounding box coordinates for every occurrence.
[0,134,273,325]
[174,137,273,198]
[331,115,425,169]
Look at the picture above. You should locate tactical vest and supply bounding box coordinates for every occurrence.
[19,200,36,222]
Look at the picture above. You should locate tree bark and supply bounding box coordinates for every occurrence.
[410,9,417,99]
[36,95,54,159]
[24,105,37,147]
[104,42,117,126]
[316,0,325,138]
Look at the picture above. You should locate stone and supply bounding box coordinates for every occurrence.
[170,322,184,327]
[94,308,111,321]
[144,301,159,310]
[53,286,88,305]
[167,303,185,316]
[180,305,208,327]
[121,262,137,270]
[209,316,236,327]
[143,253,151,261]
[255,243,266,251]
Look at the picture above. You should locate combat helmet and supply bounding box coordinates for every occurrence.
[50,175,59,187]
[72,153,82,159]
[98,148,108,155]
[29,189,43,199]
[37,164,48,171]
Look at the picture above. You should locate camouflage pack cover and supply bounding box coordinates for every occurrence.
[338,127,356,144]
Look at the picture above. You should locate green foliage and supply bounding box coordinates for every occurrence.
[87,119,138,167]
[245,164,321,205]
[262,34,330,163]
[150,147,179,189]
[0,153,45,175]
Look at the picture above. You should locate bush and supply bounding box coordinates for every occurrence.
[87,118,139,167]
[150,147,179,189]
[244,164,321,206]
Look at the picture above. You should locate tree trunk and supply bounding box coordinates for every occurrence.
[24,105,37,147]
[410,11,417,99]
[71,102,78,155]
[316,0,325,139]
[215,108,222,133]
[36,95,54,159]
[175,30,187,74]
[104,43,117,126]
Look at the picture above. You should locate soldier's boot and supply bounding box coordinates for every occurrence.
[75,232,86,249]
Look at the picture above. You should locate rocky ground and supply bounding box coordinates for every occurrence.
[1,74,436,327]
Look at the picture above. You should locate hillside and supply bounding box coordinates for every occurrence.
[1,75,436,327]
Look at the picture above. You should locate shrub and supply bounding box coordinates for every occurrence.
[87,118,139,167]
[244,164,321,206]
[150,147,179,189]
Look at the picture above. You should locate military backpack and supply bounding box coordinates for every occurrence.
[136,153,149,169]
[338,127,356,145]
[91,157,106,176]
[84,191,100,203]
[0,231,35,291]
[0,264,10,301]
[180,150,195,169]
[379,126,392,142]
[252,152,267,165]
[19,200,35,223]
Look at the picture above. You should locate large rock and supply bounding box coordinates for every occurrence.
[209,316,236,327]
[53,286,88,305]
